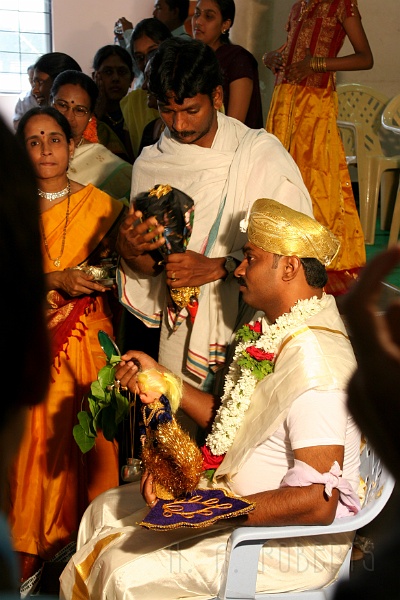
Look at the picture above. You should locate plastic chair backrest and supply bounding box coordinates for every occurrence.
[216,442,394,599]
[337,83,388,157]
[381,93,400,135]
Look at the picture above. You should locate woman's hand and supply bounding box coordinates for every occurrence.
[263,43,287,74]
[117,17,133,32]
[46,269,107,296]
[140,469,158,508]
[285,48,313,83]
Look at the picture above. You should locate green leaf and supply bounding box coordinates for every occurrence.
[77,411,96,437]
[101,405,118,441]
[98,364,116,388]
[93,407,104,432]
[88,396,101,418]
[236,324,260,343]
[204,469,216,482]
[110,354,122,367]
[74,352,126,454]
[73,423,96,454]
[113,390,130,424]
[90,380,105,401]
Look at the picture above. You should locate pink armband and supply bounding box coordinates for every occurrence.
[280,460,361,518]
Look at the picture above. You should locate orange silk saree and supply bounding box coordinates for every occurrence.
[9,185,125,560]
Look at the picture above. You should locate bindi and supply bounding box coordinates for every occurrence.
[40,130,45,135]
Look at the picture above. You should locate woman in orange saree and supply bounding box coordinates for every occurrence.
[264,0,373,295]
[10,107,126,581]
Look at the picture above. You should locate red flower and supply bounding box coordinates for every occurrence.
[201,445,225,470]
[249,321,262,333]
[246,346,274,362]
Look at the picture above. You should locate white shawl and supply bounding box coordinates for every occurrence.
[68,143,132,202]
[120,113,313,381]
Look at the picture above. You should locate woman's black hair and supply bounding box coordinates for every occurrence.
[50,70,99,113]
[16,106,73,144]
[131,17,172,46]
[204,0,235,44]
[92,44,133,76]
[34,52,82,79]
[0,115,49,420]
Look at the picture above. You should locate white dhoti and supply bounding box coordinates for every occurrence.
[62,482,351,599]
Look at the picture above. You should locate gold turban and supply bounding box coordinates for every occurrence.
[247,199,340,266]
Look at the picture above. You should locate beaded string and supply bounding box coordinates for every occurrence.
[39,182,71,268]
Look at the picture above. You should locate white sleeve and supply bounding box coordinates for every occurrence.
[287,388,348,450]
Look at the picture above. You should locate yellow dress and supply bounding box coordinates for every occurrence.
[266,0,365,295]
[120,89,159,159]
[9,185,125,560]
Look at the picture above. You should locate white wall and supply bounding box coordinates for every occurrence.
[0,0,154,128]
[52,0,154,75]
[338,1,400,99]
[1,0,399,129]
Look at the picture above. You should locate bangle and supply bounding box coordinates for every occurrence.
[310,56,327,73]
[147,498,158,508]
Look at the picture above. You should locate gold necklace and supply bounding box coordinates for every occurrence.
[105,112,124,127]
[39,182,71,268]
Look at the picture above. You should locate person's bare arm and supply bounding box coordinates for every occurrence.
[115,350,219,429]
[286,10,373,82]
[242,445,343,526]
[226,78,254,123]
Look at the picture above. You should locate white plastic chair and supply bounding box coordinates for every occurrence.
[213,442,394,600]
[381,93,400,246]
[337,84,400,244]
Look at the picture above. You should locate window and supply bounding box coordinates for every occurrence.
[0,0,52,94]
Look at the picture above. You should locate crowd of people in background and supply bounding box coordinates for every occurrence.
[5,1,397,598]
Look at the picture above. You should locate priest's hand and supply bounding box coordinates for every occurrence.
[114,351,165,394]
[165,250,226,287]
[117,209,165,275]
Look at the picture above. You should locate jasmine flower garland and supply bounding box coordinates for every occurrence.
[205,294,327,457]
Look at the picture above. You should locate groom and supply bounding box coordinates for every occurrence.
[61,198,360,598]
